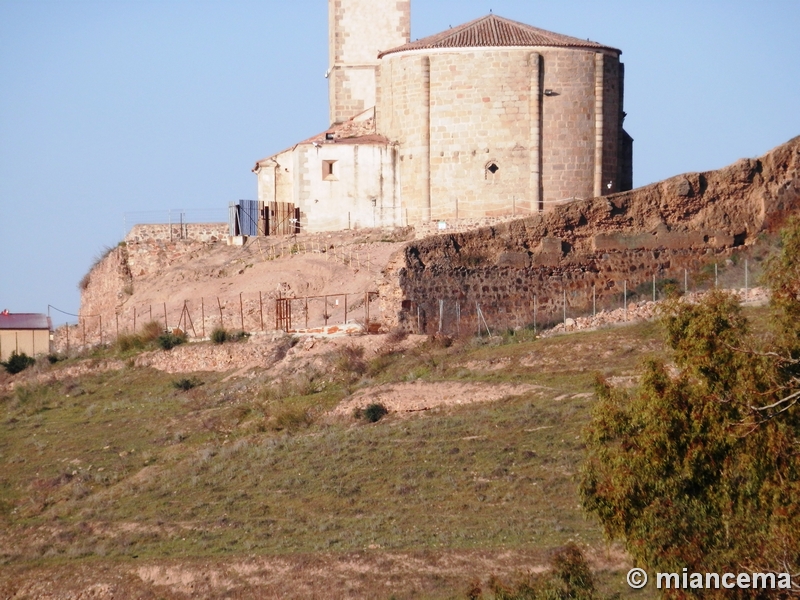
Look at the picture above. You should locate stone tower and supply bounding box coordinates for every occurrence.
[328,0,410,125]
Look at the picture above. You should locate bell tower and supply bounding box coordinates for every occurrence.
[328,0,410,125]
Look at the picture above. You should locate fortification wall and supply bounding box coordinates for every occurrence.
[77,232,227,335]
[124,223,228,244]
[380,136,800,332]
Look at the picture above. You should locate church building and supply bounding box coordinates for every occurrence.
[252,0,632,233]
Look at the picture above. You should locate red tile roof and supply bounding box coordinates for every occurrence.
[0,312,52,330]
[378,14,619,58]
[253,112,389,170]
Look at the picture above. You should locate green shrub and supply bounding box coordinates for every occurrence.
[172,377,200,391]
[210,327,228,344]
[1,351,35,374]
[157,331,186,351]
[357,402,388,423]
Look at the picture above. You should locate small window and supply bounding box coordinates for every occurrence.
[322,160,338,181]
[487,163,499,174]
[485,161,500,180]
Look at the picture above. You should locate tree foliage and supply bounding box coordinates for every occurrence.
[580,219,800,597]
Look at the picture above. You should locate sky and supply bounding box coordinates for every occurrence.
[1,0,799,325]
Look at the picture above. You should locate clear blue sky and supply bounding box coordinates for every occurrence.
[1,0,798,325]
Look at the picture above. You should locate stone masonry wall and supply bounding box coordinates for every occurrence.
[427,49,534,219]
[124,223,228,244]
[380,136,800,332]
[377,46,622,220]
[329,0,410,124]
[540,48,600,204]
[378,53,430,222]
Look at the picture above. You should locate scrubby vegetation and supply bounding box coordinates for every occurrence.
[354,402,388,423]
[210,327,249,344]
[469,544,605,600]
[210,327,228,344]
[0,314,671,596]
[1,351,35,374]
[172,377,201,391]
[156,330,187,350]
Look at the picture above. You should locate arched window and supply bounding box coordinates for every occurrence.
[485,161,500,180]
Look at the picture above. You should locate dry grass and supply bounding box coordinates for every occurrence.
[0,310,739,598]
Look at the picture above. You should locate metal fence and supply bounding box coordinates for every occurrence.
[50,288,381,354]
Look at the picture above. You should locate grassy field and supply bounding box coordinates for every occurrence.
[0,316,700,598]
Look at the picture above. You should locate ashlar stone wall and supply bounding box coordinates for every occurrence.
[376,46,625,221]
[329,0,410,124]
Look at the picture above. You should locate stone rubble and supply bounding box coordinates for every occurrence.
[542,287,770,337]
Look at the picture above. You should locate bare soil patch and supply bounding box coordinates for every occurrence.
[0,547,630,599]
[331,381,545,417]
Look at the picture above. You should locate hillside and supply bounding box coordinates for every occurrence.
[0,305,709,598]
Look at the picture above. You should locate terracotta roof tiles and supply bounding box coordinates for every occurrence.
[378,14,619,58]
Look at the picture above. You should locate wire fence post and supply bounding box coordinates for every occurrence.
[201,298,205,337]
[653,273,656,302]
[684,269,688,295]
[258,293,263,331]
[476,304,490,336]
[163,302,168,331]
[533,294,537,335]
[563,288,566,327]
[715,262,718,288]
[438,299,444,333]
[624,280,628,321]
[745,259,749,299]
[217,297,223,328]
[239,293,244,331]
[364,291,370,331]
[592,285,596,318]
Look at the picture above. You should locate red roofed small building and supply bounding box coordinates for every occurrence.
[253,2,632,232]
[0,311,53,361]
